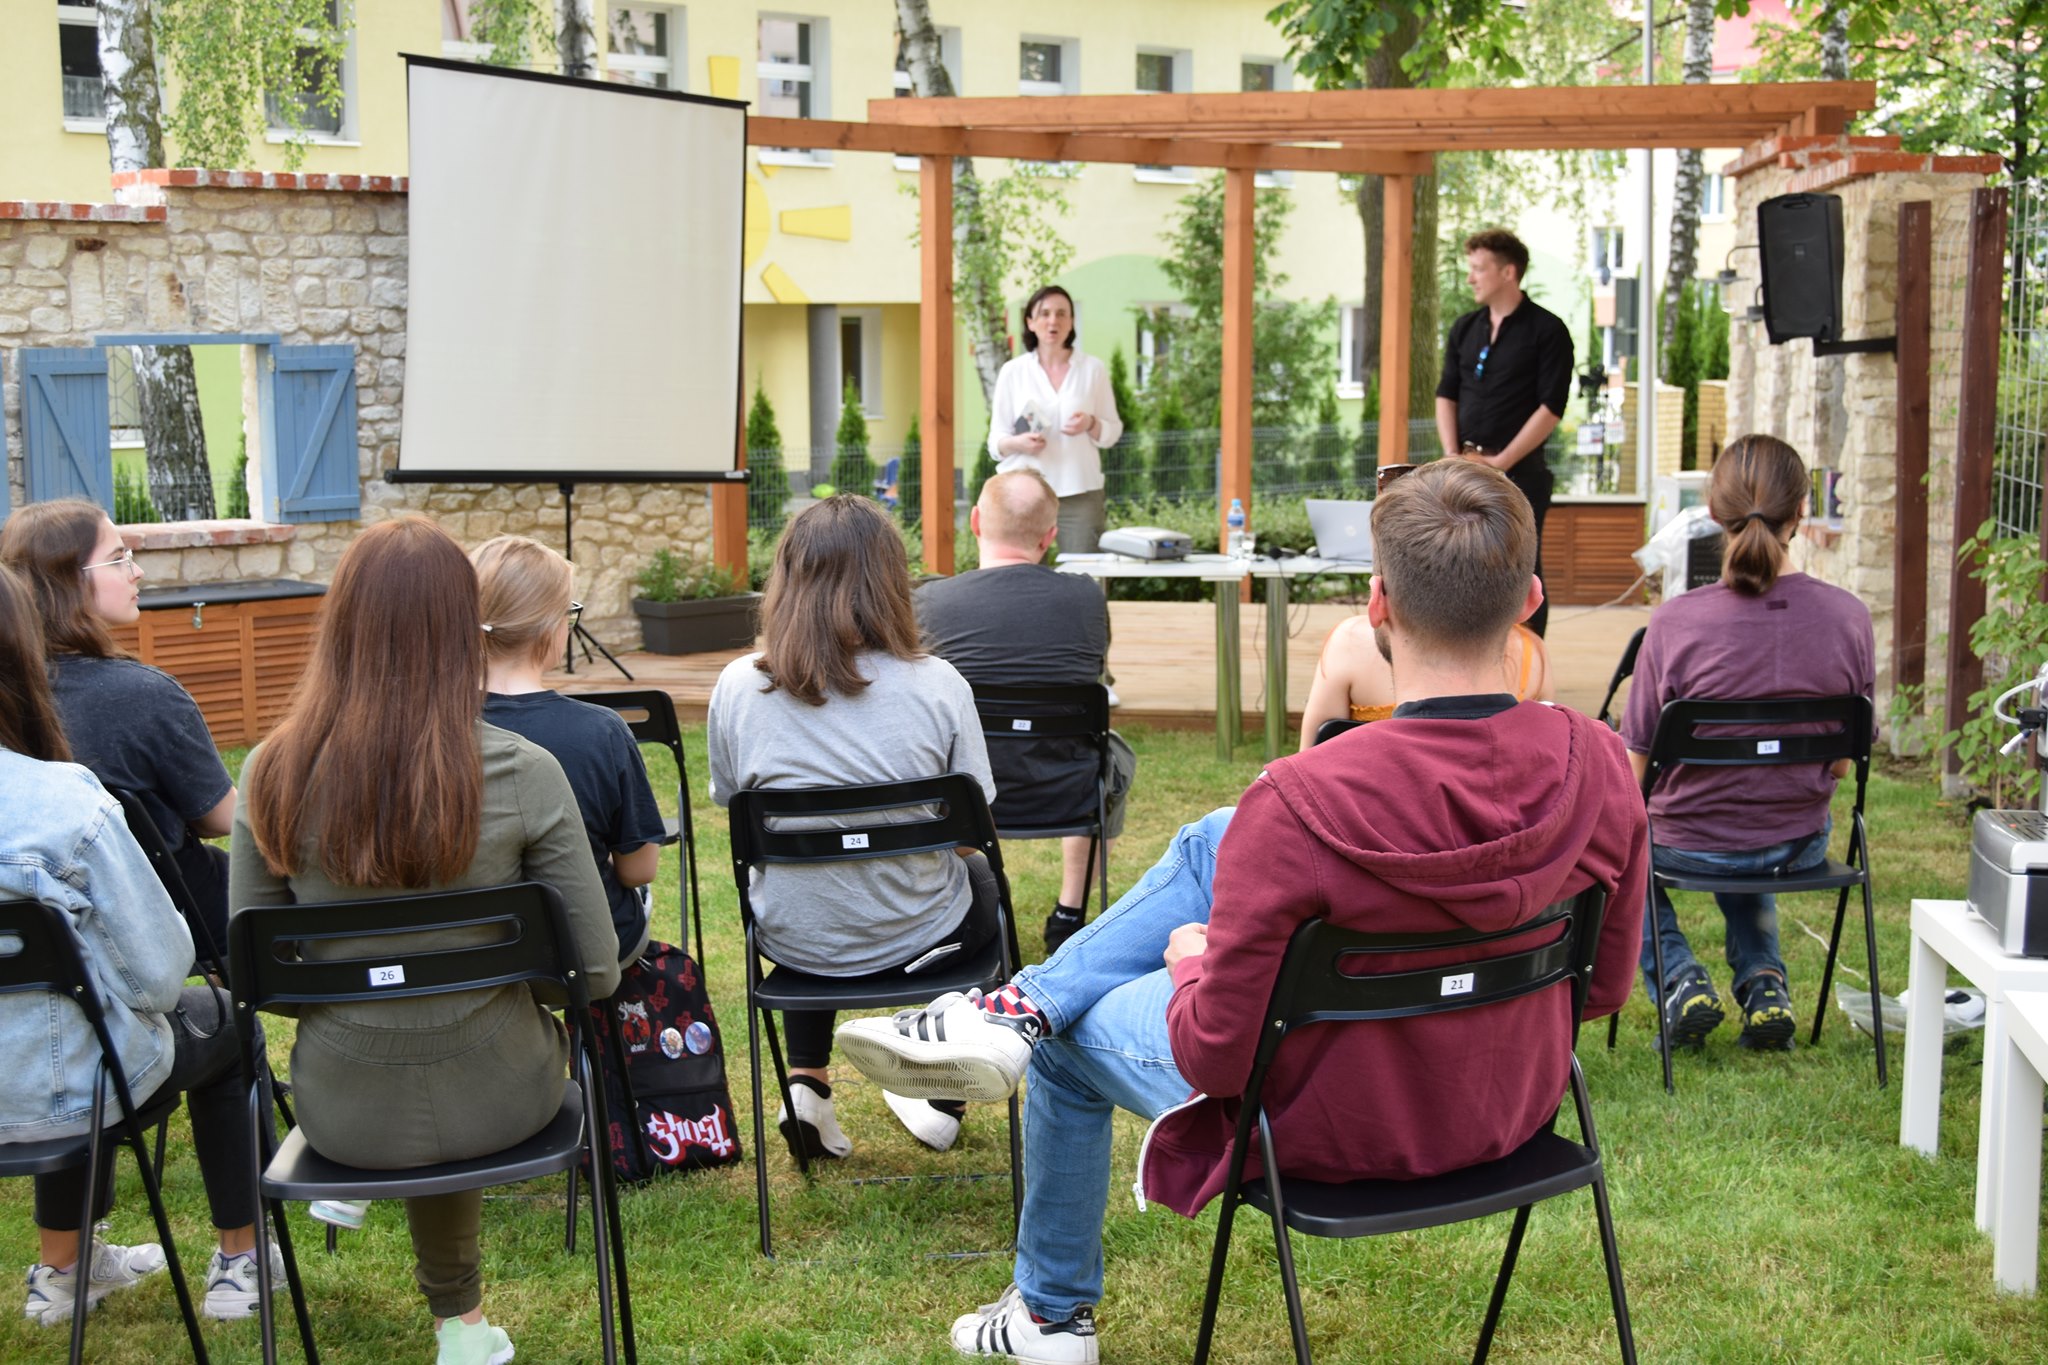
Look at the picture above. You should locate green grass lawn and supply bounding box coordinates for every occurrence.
[5,728,2046,1362]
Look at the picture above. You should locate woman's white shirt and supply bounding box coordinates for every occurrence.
[986,347,1125,497]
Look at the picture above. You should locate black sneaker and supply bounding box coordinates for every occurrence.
[1737,976,1798,1050]
[1661,971,1725,1050]
[1044,906,1086,955]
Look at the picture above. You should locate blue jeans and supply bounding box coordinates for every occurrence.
[1004,806,1234,1321]
[1638,820,1832,1000]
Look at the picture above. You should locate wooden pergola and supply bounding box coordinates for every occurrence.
[714,81,1875,575]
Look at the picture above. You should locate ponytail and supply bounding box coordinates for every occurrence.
[1708,434,1807,597]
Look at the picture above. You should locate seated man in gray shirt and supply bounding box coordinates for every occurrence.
[915,471,1137,954]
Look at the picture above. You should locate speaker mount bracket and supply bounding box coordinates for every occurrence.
[1811,335,1897,357]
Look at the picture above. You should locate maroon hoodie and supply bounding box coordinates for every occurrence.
[1140,698,1648,1218]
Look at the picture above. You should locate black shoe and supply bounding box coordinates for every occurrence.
[1044,906,1086,955]
[1737,976,1798,1050]
[1661,971,1725,1050]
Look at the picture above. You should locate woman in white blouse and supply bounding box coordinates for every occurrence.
[987,285,1125,554]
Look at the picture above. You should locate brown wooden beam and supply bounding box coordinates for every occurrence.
[1378,174,1414,468]
[714,406,749,583]
[1220,167,1254,566]
[1944,186,2010,783]
[919,154,955,575]
[1894,200,1931,697]
[746,117,1430,175]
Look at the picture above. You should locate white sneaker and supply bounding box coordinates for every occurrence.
[775,1080,852,1161]
[883,1089,961,1153]
[202,1243,287,1320]
[951,1284,1098,1363]
[308,1199,369,1229]
[22,1239,166,1326]
[1105,685,1121,708]
[435,1314,516,1365]
[835,991,1037,1103]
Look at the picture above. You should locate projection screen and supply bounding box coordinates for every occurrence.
[397,57,746,483]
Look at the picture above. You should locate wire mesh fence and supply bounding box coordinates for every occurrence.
[111,464,249,525]
[1996,180,2048,541]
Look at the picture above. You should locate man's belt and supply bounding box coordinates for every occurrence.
[1459,442,1498,457]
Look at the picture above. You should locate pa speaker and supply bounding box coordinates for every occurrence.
[1756,192,1845,345]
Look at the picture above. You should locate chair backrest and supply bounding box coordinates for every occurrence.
[226,883,590,1077]
[573,689,684,758]
[1241,886,1608,1121]
[1644,694,1873,805]
[970,683,1112,825]
[1312,718,1362,746]
[0,898,145,1117]
[1595,626,1647,729]
[106,786,222,975]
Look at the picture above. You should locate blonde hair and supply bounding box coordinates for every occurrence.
[472,534,574,668]
[977,471,1059,551]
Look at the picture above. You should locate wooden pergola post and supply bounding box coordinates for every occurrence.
[1893,200,1931,695]
[1378,173,1415,467]
[713,406,748,579]
[920,154,956,574]
[1220,165,1254,549]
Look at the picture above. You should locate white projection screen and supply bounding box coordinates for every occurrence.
[398,58,745,483]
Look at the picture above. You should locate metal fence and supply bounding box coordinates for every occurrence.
[112,465,248,525]
[1996,180,2048,541]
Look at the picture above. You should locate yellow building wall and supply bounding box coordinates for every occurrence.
[741,302,811,461]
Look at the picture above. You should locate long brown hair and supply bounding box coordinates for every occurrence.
[755,494,922,706]
[1710,434,1808,597]
[0,498,125,658]
[244,517,485,888]
[0,562,71,763]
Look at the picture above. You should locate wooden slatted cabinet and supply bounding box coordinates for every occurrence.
[1545,500,1649,606]
[106,580,325,747]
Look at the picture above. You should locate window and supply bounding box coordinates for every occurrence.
[1134,48,1192,181]
[1590,225,1625,283]
[1135,305,1187,391]
[893,27,961,169]
[759,16,829,164]
[1701,172,1728,220]
[1337,305,1371,397]
[607,6,679,90]
[58,1,104,129]
[266,0,351,141]
[838,308,882,418]
[1242,59,1292,187]
[1019,37,1076,95]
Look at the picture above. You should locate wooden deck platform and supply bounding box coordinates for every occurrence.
[550,600,1650,740]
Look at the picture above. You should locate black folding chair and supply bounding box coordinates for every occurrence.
[1606,695,1885,1089]
[228,884,636,1365]
[969,683,1113,925]
[1312,718,1362,746]
[0,900,211,1365]
[1193,889,1634,1365]
[728,774,1024,1259]
[575,689,706,964]
[1595,627,1648,729]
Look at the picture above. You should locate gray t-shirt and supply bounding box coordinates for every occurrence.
[49,654,234,860]
[707,650,995,976]
[915,563,1108,828]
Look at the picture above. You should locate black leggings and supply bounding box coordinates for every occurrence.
[172,839,231,971]
[34,986,258,1233]
[782,854,1003,1070]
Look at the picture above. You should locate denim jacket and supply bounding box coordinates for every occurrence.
[0,746,191,1140]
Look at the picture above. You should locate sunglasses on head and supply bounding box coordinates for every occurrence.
[1375,464,1418,493]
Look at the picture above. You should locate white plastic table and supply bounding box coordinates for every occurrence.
[1900,898,2048,1264]
[1056,554,1251,758]
[1991,989,2048,1293]
[1246,555,1373,759]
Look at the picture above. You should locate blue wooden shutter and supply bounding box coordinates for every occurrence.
[269,344,360,523]
[21,348,113,510]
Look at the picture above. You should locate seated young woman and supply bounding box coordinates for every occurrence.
[1299,600,1553,750]
[472,535,665,966]
[231,517,619,1365]
[0,499,237,956]
[0,561,268,1328]
[708,494,999,1158]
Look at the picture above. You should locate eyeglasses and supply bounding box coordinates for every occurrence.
[1474,343,1491,379]
[567,601,584,628]
[80,547,139,576]
[1375,463,1418,493]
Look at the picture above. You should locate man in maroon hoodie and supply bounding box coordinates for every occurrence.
[838,460,1649,1365]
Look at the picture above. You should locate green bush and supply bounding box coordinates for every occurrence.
[1941,523,2048,806]
[112,464,160,525]
[829,377,874,497]
[634,548,747,602]
[745,379,788,536]
[1300,387,1345,488]
[1102,346,1146,501]
[899,411,922,525]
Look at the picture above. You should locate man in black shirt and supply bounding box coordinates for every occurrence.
[1435,228,1574,636]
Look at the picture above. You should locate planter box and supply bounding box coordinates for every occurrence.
[632,593,761,655]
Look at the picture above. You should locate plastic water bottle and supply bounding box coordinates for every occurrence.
[1226,499,1247,558]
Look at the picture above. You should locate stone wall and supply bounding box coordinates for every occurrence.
[1,171,713,648]
[1721,138,1994,716]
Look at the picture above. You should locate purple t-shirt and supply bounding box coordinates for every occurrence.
[1621,573,1875,852]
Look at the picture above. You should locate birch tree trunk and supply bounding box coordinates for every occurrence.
[896,0,1006,405]
[1819,3,1850,80]
[1660,0,1717,346]
[1356,19,1438,424]
[558,0,597,79]
[99,0,214,520]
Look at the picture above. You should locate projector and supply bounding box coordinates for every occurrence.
[1098,527,1191,561]
[1968,809,2048,957]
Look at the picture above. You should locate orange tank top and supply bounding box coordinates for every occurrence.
[1347,625,1538,723]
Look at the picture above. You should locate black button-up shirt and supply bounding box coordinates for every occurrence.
[1436,295,1575,456]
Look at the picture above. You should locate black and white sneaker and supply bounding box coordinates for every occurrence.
[836,992,1039,1103]
[950,1284,1098,1364]
[1661,971,1726,1050]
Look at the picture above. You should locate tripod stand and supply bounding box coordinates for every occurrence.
[559,482,634,680]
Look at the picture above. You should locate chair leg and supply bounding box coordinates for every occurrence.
[763,1011,805,1177]
[1270,1212,1313,1365]
[1606,1011,1619,1051]
[1007,1088,1023,1243]
[122,1118,209,1365]
[1650,896,1673,1095]
[1862,877,1888,1086]
[602,1161,637,1365]
[1590,1176,1638,1365]
[1191,1196,1241,1365]
[153,1116,168,1186]
[1812,882,1852,1048]
[1471,1205,1532,1365]
[325,1222,337,1255]
[565,1158,581,1254]
[747,993,774,1259]
[272,1195,318,1365]
[582,1077,620,1365]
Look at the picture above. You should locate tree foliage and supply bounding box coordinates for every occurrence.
[744,379,787,537]
[1267,0,1527,86]
[153,0,349,169]
[829,378,875,497]
[899,412,922,525]
[1102,348,1145,502]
